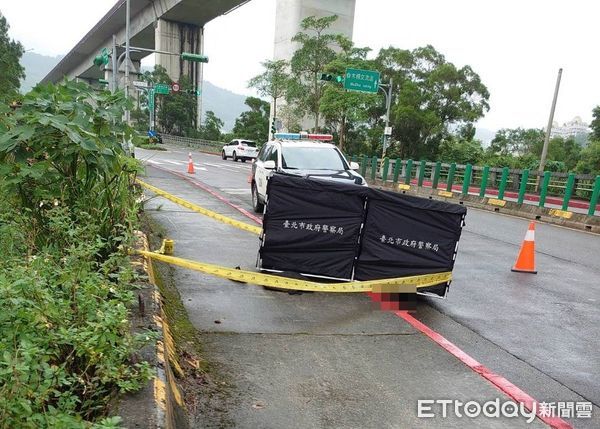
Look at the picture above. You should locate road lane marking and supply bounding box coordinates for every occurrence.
[220,188,251,195]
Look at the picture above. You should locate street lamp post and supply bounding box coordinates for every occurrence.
[124,0,131,124]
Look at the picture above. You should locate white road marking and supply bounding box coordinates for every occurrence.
[147,160,165,165]
[220,188,251,195]
[163,160,185,166]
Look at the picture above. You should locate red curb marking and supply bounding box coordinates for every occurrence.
[395,311,573,429]
[146,162,263,225]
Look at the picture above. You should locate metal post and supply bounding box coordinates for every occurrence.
[432,161,441,189]
[498,167,510,200]
[462,164,473,196]
[361,155,368,177]
[479,166,490,197]
[517,169,530,205]
[562,173,576,211]
[588,176,600,216]
[446,163,456,192]
[392,158,401,183]
[418,160,426,187]
[370,156,377,181]
[382,158,390,182]
[539,171,552,207]
[197,27,205,130]
[539,68,562,182]
[112,35,118,93]
[124,0,131,124]
[404,159,413,185]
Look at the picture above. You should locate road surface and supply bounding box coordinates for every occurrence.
[137,145,600,428]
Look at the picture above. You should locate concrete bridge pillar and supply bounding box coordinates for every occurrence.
[272,0,356,134]
[155,19,204,128]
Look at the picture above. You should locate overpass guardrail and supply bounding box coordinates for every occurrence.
[351,156,600,217]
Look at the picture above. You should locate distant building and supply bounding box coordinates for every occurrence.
[550,116,591,141]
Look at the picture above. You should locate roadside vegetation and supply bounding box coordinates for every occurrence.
[0,80,154,428]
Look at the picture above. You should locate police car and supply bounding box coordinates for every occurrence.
[250,132,365,212]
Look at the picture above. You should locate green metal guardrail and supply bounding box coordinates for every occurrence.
[355,156,599,216]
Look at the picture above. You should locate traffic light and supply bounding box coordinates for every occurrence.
[185,89,201,96]
[271,117,277,136]
[181,52,209,63]
[98,79,109,85]
[93,48,110,68]
[320,73,343,83]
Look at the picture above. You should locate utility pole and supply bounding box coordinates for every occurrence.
[539,68,562,176]
[196,27,205,130]
[124,0,131,124]
[111,35,118,94]
[379,77,393,159]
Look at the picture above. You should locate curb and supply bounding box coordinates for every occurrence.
[118,232,188,429]
[372,180,600,234]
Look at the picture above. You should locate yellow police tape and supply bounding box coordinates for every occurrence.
[137,179,262,235]
[137,249,452,293]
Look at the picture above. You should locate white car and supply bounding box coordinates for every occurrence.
[221,139,258,162]
[250,133,365,213]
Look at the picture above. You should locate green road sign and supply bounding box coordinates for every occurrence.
[148,88,155,110]
[344,68,380,93]
[154,83,170,95]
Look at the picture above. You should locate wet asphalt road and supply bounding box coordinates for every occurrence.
[138,145,600,428]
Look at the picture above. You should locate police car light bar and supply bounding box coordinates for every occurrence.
[273,132,333,141]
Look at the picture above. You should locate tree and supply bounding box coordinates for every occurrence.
[198,111,224,141]
[248,60,288,122]
[489,128,544,157]
[0,13,25,101]
[232,97,270,143]
[140,65,197,135]
[289,15,343,131]
[374,45,490,160]
[575,140,600,175]
[319,42,378,152]
[438,137,484,164]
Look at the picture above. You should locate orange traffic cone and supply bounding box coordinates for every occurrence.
[187,152,195,174]
[511,222,537,274]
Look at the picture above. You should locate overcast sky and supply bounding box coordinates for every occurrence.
[1,0,598,131]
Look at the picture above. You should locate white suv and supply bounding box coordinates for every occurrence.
[221,139,258,162]
[250,133,365,212]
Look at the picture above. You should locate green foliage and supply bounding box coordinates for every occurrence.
[438,137,484,164]
[590,106,600,141]
[488,128,544,157]
[248,59,288,120]
[0,80,153,427]
[576,139,600,174]
[0,80,139,255]
[375,45,490,160]
[289,15,344,130]
[140,65,197,136]
[0,13,25,102]
[193,111,224,141]
[232,97,269,143]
